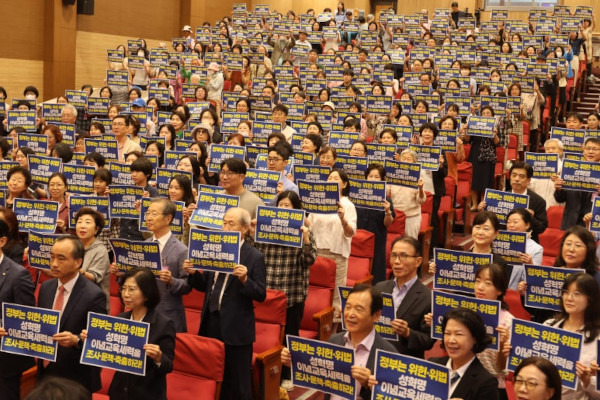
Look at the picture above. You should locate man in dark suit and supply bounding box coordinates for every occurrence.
[145,198,191,332]
[507,161,547,241]
[36,236,106,393]
[0,219,36,400]
[184,207,266,400]
[281,284,398,400]
[555,137,600,230]
[375,236,435,358]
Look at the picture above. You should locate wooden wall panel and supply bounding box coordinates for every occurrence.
[396,0,477,17]
[75,31,165,90]
[0,59,44,102]
[76,0,181,40]
[0,1,45,60]
[248,0,370,15]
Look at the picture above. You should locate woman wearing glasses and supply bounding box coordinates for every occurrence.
[82,268,176,400]
[512,357,562,400]
[545,273,600,399]
[527,226,600,324]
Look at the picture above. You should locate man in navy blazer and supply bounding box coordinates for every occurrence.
[0,219,36,400]
[145,198,191,332]
[374,236,435,358]
[281,284,397,400]
[185,207,266,400]
[36,236,106,393]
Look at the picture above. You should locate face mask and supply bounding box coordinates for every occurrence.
[25,94,35,100]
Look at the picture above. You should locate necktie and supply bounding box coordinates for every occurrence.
[209,273,226,312]
[53,286,66,311]
[450,371,460,385]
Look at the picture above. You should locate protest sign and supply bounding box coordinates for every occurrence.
[8,110,36,132]
[373,350,450,400]
[347,179,385,210]
[85,138,119,162]
[297,180,340,214]
[492,231,527,264]
[189,192,239,229]
[466,115,496,138]
[524,152,559,179]
[431,290,501,350]
[254,206,305,248]
[409,144,442,171]
[110,239,162,274]
[334,155,368,179]
[243,169,280,203]
[108,185,143,220]
[433,248,493,294]
[208,144,246,173]
[484,189,529,224]
[1,303,60,361]
[560,159,600,192]
[27,231,62,270]
[80,312,150,376]
[68,196,110,229]
[524,265,584,311]
[550,127,586,153]
[384,160,421,189]
[27,155,62,186]
[62,164,95,195]
[187,228,241,272]
[507,319,581,390]
[17,132,47,154]
[14,199,58,233]
[287,335,355,400]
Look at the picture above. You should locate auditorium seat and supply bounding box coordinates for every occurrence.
[537,206,565,266]
[252,289,287,400]
[418,192,434,272]
[299,256,336,341]
[385,210,406,279]
[166,333,225,400]
[182,288,205,334]
[346,229,374,286]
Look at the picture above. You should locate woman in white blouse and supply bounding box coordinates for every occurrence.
[308,169,356,321]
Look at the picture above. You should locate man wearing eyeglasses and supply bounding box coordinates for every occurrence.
[144,198,191,333]
[266,141,298,205]
[219,158,264,219]
[374,236,434,358]
[554,136,600,230]
[112,115,141,162]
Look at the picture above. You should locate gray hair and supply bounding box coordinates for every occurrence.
[544,138,563,151]
[150,197,176,220]
[61,104,78,118]
[225,207,251,227]
[400,149,419,163]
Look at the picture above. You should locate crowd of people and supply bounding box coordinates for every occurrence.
[0,1,599,399]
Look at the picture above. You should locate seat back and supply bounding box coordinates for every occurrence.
[167,334,225,400]
[253,289,287,353]
[347,229,375,285]
[505,289,531,321]
[301,257,336,333]
[387,210,406,235]
[183,290,206,334]
[308,256,337,289]
[546,206,564,230]
[444,176,456,199]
